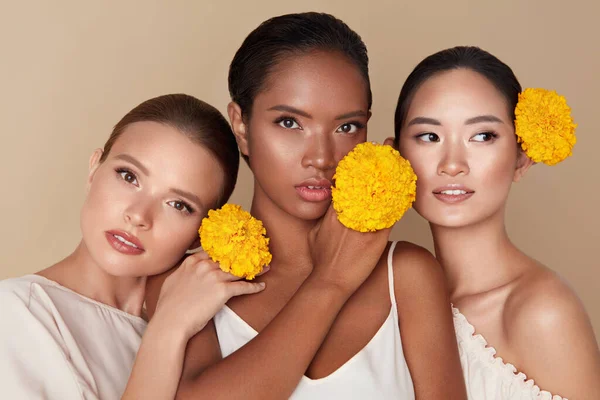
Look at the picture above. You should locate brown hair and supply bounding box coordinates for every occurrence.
[100,94,239,207]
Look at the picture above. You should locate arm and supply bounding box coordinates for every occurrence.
[146,207,392,399]
[176,277,353,399]
[122,253,265,400]
[507,278,600,399]
[0,288,86,399]
[121,318,188,400]
[393,243,467,399]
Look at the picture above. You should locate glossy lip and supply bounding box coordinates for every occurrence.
[105,230,145,255]
[295,178,333,202]
[432,184,475,204]
[432,184,474,194]
[297,178,333,189]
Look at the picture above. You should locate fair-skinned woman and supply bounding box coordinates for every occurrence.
[0,94,266,400]
[387,46,600,399]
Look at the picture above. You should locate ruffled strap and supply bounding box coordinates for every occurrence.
[452,306,567,400]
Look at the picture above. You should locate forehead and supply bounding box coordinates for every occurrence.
[255,51,369,114]
[407,69,511,122]
[110,121,206,159]
[107,121,225,202]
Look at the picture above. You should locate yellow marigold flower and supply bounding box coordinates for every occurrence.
[199,204,272,280]
[332,142,417,232]
[515,88,577,166]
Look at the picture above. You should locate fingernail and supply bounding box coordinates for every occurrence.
[260,282,266,288]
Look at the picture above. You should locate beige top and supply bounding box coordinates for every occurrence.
[453,306,566,400]
[0,274,147,399]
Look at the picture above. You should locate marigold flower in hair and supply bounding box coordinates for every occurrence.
[515,88,577,166]
[332,142,417,232]
[199,204,272,280]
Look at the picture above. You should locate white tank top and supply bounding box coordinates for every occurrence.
[214,241,415,399]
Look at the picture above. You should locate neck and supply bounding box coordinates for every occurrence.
[431,208,524,301]
[250,187,318,275]
[39,241,147,317]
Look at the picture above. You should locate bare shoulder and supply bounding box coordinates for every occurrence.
[506,263,594,342]
[390,241,445,286]
[388,241,448,304]
[505,261,600,397]
[387,242,466,398]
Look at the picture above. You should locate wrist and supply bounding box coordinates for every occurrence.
[305,269,358,298]
[301,273,354,304]
[145,312,190,348]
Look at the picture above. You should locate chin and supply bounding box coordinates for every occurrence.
[292,202,330,221]
[428,217,471,229]
[95,257,147,278]
[413,207,471,229]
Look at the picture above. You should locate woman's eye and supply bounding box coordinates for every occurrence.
[278,118,300,129]
[472,132,497,142]
[417,133,440,143]
[117,169,138,185]
[167,200,194,214]
[337,123,359,134]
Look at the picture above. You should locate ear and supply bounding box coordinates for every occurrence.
[513,148,535,182]
[227,101,249,157]
[86,148,104,192]
[384,136,396,149]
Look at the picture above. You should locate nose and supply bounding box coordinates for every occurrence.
[123,198,153,230]
[437,141,469,177]
[301,132,336,171]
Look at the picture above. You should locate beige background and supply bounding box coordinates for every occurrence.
[1,0,598,341]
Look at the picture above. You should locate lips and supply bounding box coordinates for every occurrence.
[105,230,145,255]
[432,184,474,204]
[295,178,333,202]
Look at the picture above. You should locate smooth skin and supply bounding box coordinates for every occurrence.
[146,52,466,399]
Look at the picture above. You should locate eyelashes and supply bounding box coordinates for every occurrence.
[414,131,499,143]
[167,200,195,215]
[273,115,364,135]
[275,116,300,130]
[337,122,365,134]
[115,167,195,215]
[415,133,440,143]
[471,131,498,142]
[116,167,138,185]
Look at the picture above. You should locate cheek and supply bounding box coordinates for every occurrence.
[474,148,517,190]
[248,126,300,169]
[82,173,124,223]
[334,133,366,162]
[153,216,200,254]
[400,146,436,186]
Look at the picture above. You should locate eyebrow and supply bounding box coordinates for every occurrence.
[406,114,505,127]
[170,188,205,210]
[406,117,441,127]
[335,110,368,120]
[268,105,312,118]
[465,115,504,125]
[114,154,150,176]
[268,105,368,121]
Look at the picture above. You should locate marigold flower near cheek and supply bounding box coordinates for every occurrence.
[199,204,272,280]
[515,88,577,166]
[332,142,417,232]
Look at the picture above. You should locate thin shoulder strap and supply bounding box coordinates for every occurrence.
[387,241,398,307]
